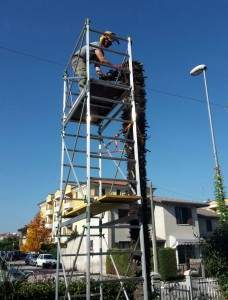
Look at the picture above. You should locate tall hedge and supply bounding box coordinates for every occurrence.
[158,248,177,281]
[106,248,136,276]
[122,61,152,297]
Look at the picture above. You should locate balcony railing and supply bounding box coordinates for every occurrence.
[46,208,53,215]
[54,205,60,212]
[45,223,53,230]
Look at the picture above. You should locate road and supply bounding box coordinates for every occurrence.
[9,260,57,281]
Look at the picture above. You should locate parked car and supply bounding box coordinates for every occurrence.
[36,254,57,268]
[25,253,39,266]
[7,267,31,282]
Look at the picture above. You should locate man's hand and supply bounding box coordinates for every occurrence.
[96,70,103,77]
[95,66,103,77]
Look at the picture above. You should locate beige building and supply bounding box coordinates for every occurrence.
[208,198,228,211]
[38,185,78,240]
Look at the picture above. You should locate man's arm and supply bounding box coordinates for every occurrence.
[95,49,113,67]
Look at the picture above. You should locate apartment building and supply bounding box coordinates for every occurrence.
[38,182,130,244]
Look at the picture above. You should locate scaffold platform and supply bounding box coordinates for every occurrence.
[66,79,130,125]
[63,194,141,218]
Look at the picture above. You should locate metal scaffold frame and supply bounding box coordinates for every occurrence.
[55,19,149,300]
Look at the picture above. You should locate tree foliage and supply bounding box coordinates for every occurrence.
[203,222,228,298]
[214,167,228,223]
[203,222,228,276]
[20,213,51,252]
[0,236,19,251]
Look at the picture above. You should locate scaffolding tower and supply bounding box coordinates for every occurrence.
[55,19,149,300]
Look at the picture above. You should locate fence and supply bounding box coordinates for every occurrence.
[192,277,223,300]
[160,282,190,300]
[151,274,223,300]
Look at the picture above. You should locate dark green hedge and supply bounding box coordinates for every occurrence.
[203,222,228,299]
[0,279,136,300]
[158,247,177,281]
[106,248,137,276]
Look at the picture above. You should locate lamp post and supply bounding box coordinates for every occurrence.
[190,64,220,170]
[190,65,227,222]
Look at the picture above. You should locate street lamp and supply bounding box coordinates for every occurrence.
[190,64,220,170]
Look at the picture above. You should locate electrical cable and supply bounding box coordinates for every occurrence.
[1,42,227,111]
[148,87,228,110]
[0,44,63,66]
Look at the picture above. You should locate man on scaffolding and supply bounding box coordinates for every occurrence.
[71,31,121,91]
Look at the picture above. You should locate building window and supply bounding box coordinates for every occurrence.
[175,207,193,225]
[206,219,212,232]
[116,189,121,195]
[102,188,105,196]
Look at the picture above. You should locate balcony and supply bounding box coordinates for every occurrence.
[54,185,73,200]
[45,223,53,230]
[46,194,53,203]
[54,205,60,212]
[46,208,53,215]
[64,201,74,210]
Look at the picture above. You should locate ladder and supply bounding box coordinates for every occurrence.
[55,19,149,300]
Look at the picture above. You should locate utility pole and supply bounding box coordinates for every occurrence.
[149,182,158,273]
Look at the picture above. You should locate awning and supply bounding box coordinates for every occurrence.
[176,238,202,246]
[169,235,202,248]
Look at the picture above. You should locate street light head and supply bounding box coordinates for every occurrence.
[190,64,207,76]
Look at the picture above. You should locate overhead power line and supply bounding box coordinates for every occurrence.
[0,45,63,66]
[148,88,228,110]
[1,43,227,111]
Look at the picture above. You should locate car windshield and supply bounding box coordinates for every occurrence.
[43,254,53,259]
[32,254,38,258]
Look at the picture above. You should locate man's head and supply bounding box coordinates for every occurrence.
[100,31,119,48]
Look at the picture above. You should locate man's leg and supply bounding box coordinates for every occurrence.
[72,57,87,91]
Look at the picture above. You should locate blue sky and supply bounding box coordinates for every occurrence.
[0,1,228,232]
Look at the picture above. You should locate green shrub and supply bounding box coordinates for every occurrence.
[158,247,177,281]
[16,280,56,299]
[218,274,228,300]
[106,248,137,276]
[203,222,228,298]
[0,279,136,300]
[0,281,15,299]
